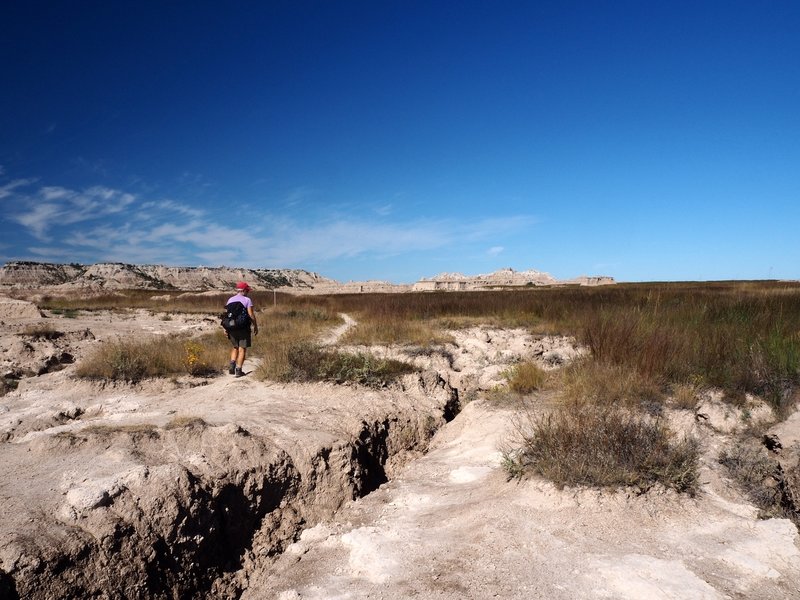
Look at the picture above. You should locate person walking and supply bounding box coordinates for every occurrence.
[224,281,258,377]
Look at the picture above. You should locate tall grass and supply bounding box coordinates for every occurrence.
[343,318,453,347]
[55,282,800,410]
[254,306,342,381]
[76,332,232,382]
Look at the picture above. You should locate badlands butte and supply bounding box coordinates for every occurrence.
[0,260,614,293]
[1,260,799,600]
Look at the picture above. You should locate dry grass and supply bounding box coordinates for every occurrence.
[21,323,64,339]
[512,405,699,494]
[718,441,798,523]
[343,318,453,347]
[255,306,341,381]
[321,282,800,416]
[505,361,548,394]
[559,359,664,411]
[76,332,232,382]
[670,382,702,411]
[279,342,415,387]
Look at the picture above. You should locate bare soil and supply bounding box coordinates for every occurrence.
[0,297,799,599]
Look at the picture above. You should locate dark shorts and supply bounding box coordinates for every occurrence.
[228,328,251,348]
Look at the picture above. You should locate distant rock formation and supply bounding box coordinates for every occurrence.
[0,261,614,293]
[0,261,334,291]
[413,268,558,291]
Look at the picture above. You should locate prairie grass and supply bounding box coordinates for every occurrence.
[76,332,231,382]
[505,361,548,394]
[254,306,342,381]
[670,382,702,411]
[559,360,663,410]
[343,318,453,347]
[54,281,800,409]
[321,282,800,413]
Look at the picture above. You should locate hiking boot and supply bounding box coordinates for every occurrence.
[235,368,244,378]
[228,362,236,375]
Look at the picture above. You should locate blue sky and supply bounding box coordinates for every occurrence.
[1,1,798,283]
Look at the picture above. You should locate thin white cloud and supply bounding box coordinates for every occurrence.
[3,174,539,271]
[282,186,316,208]
[140,199,205,219]
[5,181,139,239]
[0,178,37,200]
[40,186,73,201]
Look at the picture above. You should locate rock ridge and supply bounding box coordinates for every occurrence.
[0,261,333,291]
[0,261,614,293]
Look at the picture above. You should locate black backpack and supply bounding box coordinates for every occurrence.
[221,301,251,331]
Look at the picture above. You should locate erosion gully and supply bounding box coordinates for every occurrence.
[1,370,461,600]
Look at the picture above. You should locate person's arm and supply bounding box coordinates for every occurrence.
[248,306,258,335]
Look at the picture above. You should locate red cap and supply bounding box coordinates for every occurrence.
[236,281,251,291]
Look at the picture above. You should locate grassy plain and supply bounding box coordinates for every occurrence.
[56,281,800,493]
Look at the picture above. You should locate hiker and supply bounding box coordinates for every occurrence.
[223,281,259,377]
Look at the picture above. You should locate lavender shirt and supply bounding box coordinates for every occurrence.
[226,293,253,311]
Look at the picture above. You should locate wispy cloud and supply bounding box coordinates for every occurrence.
[488,246,504,256]
[282,186,316,208]
[0,178,37,199]
[5,183,137,240]
[1,175,539,273]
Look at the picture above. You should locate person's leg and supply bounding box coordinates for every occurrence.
[229,342,238,374]
[234,333,251,377]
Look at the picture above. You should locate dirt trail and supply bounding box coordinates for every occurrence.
[319,313,357,346]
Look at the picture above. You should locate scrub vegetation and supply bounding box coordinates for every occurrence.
[76,333,232,382]
[62,281,800,494]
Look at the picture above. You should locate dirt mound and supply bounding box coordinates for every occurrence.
[0,297,42,321]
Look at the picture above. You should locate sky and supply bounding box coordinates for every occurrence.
[1,1,798,283]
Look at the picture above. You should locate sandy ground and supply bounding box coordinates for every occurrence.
[247,398,800,599]
[0,298,799,599]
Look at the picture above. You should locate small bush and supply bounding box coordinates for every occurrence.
[670,382,701,410]
[517,405,699,494]
[505,361,548,394]
[22,324,64,340]
[282,342,415,388]
[718,442,797,523]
